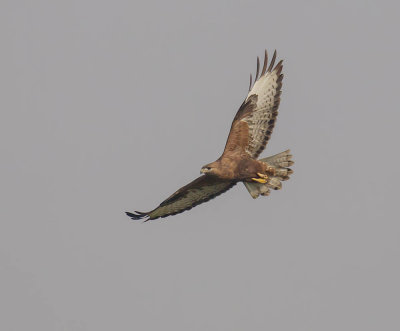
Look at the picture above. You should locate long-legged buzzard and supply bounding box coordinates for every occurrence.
[126,50,294,221]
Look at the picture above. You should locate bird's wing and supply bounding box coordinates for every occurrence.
[223,50,283,158]
[126,176,236,221]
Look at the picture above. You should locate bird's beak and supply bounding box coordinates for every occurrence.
[200,168,205,174]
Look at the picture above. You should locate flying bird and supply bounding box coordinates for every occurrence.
[126,50,293,221]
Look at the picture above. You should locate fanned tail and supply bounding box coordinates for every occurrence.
[244,150,294,199]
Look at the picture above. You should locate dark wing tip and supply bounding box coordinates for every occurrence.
[267,50,277,72]
[251,50,281,85]
[249,73,253,91]
[125,211,149,221]
[255,56,260,81]
[274,59,284,74]
[261,49,268,76]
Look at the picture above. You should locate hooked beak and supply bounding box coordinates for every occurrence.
[200,168,206,174]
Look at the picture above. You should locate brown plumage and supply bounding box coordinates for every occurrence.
[126,50,294,221]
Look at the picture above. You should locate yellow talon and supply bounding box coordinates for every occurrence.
[252,177,267,184]
[257,172,269,179]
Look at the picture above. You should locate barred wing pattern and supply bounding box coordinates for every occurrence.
[244,51,283,158]
[224,50,283,158]
[126,176,236,221]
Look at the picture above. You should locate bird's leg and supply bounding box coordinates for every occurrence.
[257,172,269,179]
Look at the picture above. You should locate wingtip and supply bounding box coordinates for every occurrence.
[261,49,268,76]
[249,73,253,91]
[125,211,149,221]
[255,56,260,81]
[255,49,282,80]
[267,50,277,72]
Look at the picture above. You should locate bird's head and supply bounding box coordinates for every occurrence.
[200,162,218,175]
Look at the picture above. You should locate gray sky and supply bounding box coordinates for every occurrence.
[1,1,399,330]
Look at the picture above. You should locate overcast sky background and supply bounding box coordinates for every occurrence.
[1,1,400,330]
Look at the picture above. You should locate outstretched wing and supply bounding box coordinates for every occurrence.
[223,50,283,158]
[126,176,236,221]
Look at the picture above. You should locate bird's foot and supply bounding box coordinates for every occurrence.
[252,177,267,184]
[257,172,269,180]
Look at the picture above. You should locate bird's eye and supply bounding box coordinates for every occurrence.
[206,167,211,170]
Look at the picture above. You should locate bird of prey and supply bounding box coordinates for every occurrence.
[126,50,293,221]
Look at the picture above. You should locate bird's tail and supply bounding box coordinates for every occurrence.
[243,150,294,199]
